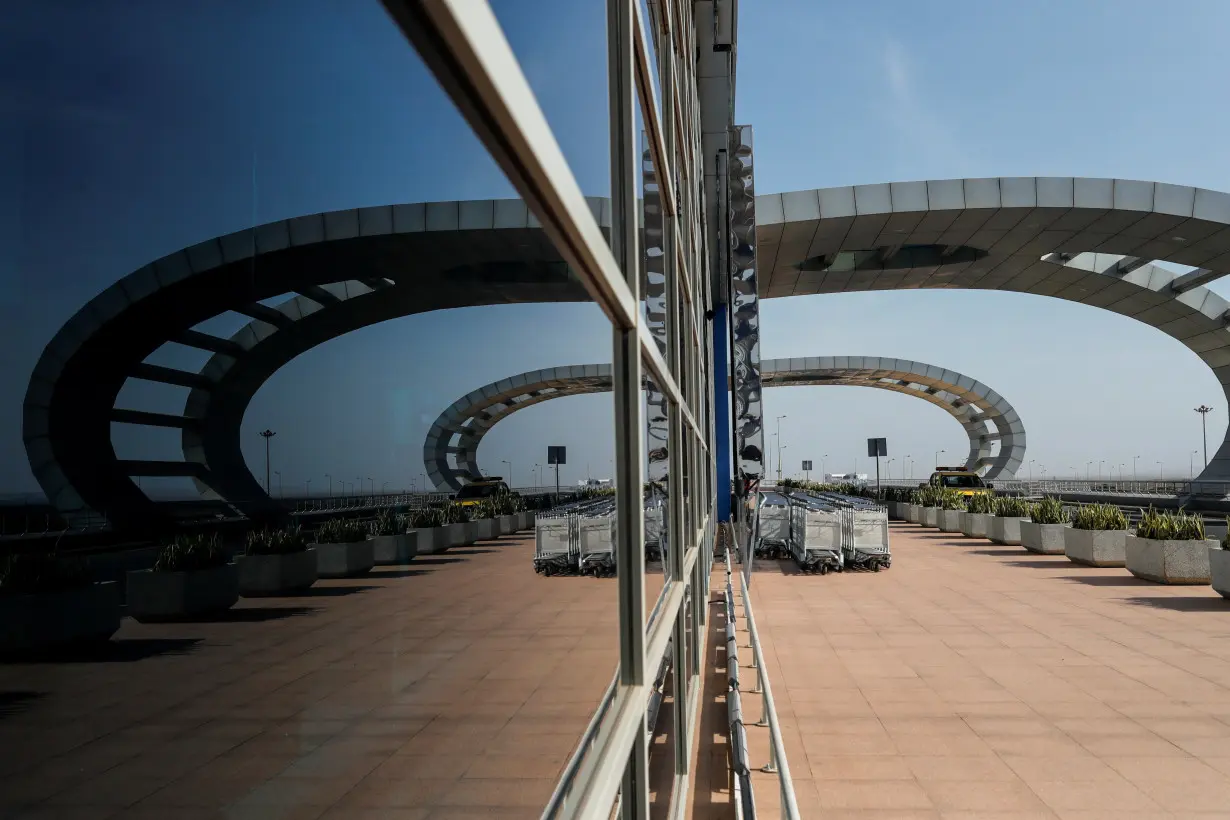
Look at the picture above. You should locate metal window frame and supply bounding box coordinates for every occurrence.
[379,1,718,817]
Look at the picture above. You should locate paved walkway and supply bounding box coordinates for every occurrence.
[0,533,663,819]
[747,522,1230,819]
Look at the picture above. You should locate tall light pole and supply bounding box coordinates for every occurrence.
[935,449,945,469]
[1028,460,1035,481]
[258,429,276,494]
[887,458,895,480]
[775,415,787,482]
[1191,450,1198,480]
[502,460,512,487]
[1086,461,1092,481]
[1196,405,1213,470]
[1133,455,1139,481]
[905,454,911,479]
[1098,460,1104,481]
[534,463,541,486]
[822,453,829,480]
[1157,460,1163,480]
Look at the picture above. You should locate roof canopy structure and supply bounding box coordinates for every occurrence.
[22,178,1230,527]
[425,357,1024,490]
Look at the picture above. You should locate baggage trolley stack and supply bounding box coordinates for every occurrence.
[755,491,792,559]
[808,491,892,571]
[644,494,665,563]
[787,493,845,574]
[534,512,576,575]
[577,505,617,577]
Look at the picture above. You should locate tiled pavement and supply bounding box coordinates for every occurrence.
[745,522,1230,819]
[0,533,664,819]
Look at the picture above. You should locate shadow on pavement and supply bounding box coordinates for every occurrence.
[967,548,1025,557]
[1059,574,1145,587]
[414,557,464,566]
[2,637,202,664]
[1123,596,1230,613]
[292,585,379,597]
[1005,559,1069,569]
[368,569,433,578]
[449,548,499,555]
[0,691,45,720]
[185,606,318,623]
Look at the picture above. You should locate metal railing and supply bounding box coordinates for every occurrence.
[730,520,801,819]
[833,477,1230,499]
[723,539,755,819]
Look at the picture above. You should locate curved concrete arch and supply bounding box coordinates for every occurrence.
[756,177,1230,480]
[424,357,1025,490]
[23,199,595,528]
[26,177,1230,528]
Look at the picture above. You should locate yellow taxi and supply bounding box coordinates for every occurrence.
[451,477,512,508]
[922,467,993,497]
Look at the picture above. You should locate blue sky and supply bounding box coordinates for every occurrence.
[2,0,1229,498]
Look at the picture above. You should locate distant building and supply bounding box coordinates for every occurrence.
[578,478,613,488]
[824,473,868,485]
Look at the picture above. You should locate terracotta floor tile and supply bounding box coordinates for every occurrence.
[816,779,934,810]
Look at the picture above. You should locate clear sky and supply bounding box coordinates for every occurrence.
[2,0,1229,499]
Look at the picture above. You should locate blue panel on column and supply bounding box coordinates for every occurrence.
[713,303,731,521]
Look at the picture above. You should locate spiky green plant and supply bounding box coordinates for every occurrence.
[1070,504,1128,531]
[994,496,1032,518]
[1135,507,1206,541]
[369,507,403,537]
[0,551,93,595]
[1030,496,1068,525]
[155,532,228,572]
[940,489,967,510]
[245,526,308,556]
[966,493,996,514]
[314,518,370,545]
[406,507,445,529]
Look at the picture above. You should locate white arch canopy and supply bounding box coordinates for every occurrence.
[424,357,1025,490]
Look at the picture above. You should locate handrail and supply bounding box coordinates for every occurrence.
[724,541,755,819]
[730,519,801,819]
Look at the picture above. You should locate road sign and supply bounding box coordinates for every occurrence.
[801,460,813,471]
[867,438,887,458]
[547,446,567,465]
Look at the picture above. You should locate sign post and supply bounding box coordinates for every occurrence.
[802,460,812,482]
[867,438,887,494]
[547,446,567,504]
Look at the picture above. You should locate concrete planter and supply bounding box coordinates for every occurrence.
[921,507,940,528]
[962,512,991,539]
[126,563,239,622]
[312,539,375,578]
[1125,535,1217,584]
[905,504,921,523]
[517,511,535,531]
[472,518,499,541]
[414,527,452,555]
[989,516,1027,546]
[0,581,121,653]
[237,549,318,596]
[1209,547,1230,598]
[939,509,964,533]
[1020,522,1069,555]
[498,514,518,535]
[1064,529,1128,567]
[372,533,417,565]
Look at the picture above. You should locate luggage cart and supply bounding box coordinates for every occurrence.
[804,491,892,571]
[787,493,844,574]
[644,495,665,562]
[578,512,617,577]
[534,513,576,575]
[756,491,792,559]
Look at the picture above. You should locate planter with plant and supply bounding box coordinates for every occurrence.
[1020,497,1070,555]
[904,490,922,524]
[406,507,449,554]
[938,490,967,533]
[127,533,238,622]
[468,499,499,541]
[370,508,416,565]
[1209,523,1230,598]
[961,492,995,539]
[918,486,942,529]
[1064,504,1130,567]
[441,503,475,549]
[310,518,375,578]
[0,551,121,652]
[989,496,1031,546]
[1125,507,1217,584]
[238,526,317,596]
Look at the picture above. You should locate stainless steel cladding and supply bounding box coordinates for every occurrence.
[729,124,763,498]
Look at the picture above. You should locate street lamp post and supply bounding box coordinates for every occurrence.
[1028,460,1035,481]
[502,460,512,487]
[776,415,787,482]
[1157,461,1163,481]
[258,429,276,494]
[1098,460,1104,481]
[906,454,911,479]
[822,454,829,480]
[1191,450,1198,480]
[1086,461,1092,481]
[935,449,945,469]
[1196,405,1213,470]
[1133,455,1139,481]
